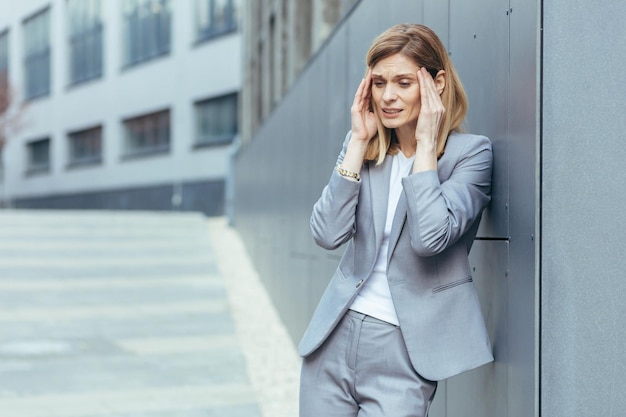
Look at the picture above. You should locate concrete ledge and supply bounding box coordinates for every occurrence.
[207,217,301,417]
[11,179,225,216]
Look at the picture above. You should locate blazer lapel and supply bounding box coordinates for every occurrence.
[387,192,407,264]
[368,155,393,249]
[387,157,415,263]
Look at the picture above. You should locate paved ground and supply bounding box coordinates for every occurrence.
[0,210,300,417]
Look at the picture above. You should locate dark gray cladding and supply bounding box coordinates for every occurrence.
[12,179,225,216]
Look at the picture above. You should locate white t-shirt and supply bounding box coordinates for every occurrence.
[349,151,415,326]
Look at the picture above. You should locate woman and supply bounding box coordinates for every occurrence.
[298,24,494,416]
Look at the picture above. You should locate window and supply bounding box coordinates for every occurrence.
[23,8,51,99]
[123,109,170,157]
[67,0,103,85]
[26,138,51,174]
[195,93,237,146]
[195,0,239,41]
[0,30,9,112]
[123,0,171,66]
[0,30,8,86]
[68,126,102,167]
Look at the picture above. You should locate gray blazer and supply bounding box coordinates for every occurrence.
[298,131,494,381]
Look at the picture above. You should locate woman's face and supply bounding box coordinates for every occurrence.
[370,53,422,130]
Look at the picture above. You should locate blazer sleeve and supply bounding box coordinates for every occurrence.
[401,135,493,256]
[310,132,362,250]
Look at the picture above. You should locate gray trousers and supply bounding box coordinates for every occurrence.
[300,310,437,417]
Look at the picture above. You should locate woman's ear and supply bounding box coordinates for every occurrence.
[434,70,446,95]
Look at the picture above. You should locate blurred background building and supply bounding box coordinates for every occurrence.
[240,0,358,143]
[0,0,241,215]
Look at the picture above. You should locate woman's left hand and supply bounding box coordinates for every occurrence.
[415,67,445,150]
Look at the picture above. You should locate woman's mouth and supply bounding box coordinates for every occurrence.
[382,108,402,117]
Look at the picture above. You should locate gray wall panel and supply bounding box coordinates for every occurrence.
[384,1,424,29]
[291,58,326,337]
[449,0,510,239]
[507,1,539,415]
[541,0,626,415]
[323,23,350,182]
[423,0,449,49]
[431,240,510,417]
[345,3,381,87]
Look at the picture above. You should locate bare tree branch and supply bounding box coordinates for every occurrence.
[0,70,28,151]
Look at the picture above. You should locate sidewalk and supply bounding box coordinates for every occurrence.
[0,210,299,417]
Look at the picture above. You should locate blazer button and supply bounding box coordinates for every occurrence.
[355,279,364,288]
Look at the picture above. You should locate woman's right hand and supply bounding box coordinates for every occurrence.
[350,70,378,143]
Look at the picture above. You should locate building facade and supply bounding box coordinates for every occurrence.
[240,0,357,144]
[0,0,241,215]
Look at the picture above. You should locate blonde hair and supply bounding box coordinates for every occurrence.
[364,24,468,164]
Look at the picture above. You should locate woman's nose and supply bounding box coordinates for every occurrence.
[382,85,396,102]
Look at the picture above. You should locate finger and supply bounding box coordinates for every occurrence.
[418,68,434,110]
[361,69,372,104]
[416,69,444,141]
[417,68,426,94]
[418,68,435,108]
[420,68,436,96]
[420,68,442,111]
[424,68,444,105]
[352,78,365,110]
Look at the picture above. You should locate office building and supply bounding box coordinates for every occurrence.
[0,0,241,215]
